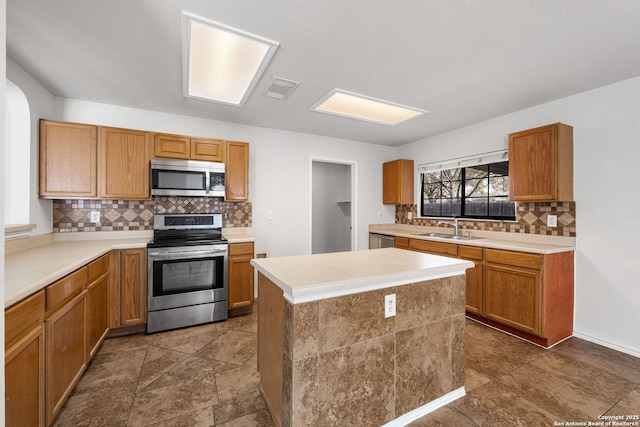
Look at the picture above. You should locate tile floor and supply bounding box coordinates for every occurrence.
[53,313,640,426]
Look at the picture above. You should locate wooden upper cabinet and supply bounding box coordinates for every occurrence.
[99,127,152,199]
[383,159,414,205]
[191,139,225,162]
[153,133,226,162]
[154,133,191,159]
[226,141,249,201]
[508,123,573,202]
[39,120,98,198]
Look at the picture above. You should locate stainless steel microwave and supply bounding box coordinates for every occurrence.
[151,158,225,197]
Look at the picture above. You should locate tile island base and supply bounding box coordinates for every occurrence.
[252,248,472,426]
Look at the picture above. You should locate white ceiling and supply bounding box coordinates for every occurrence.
[7,0,640,146]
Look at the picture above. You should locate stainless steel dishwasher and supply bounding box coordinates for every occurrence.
[369,233,395,249]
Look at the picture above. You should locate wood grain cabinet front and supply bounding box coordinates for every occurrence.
[45,291,87,425]
[508,123,573,202]
[39,120,98,199]
[99,127,152,199]
[153,133,226,162]
[119,248,147,327]
[458,245,484,315]
[5,291,46,427]
[383,159,414,205]
[86,254,110,360]
[228,242,255,312]
[225,141,250,201]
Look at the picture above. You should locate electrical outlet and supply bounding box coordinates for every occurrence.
[547,214,557,227]
[407,212,413,220]
[90,211,100,223]
[384,294,396,318]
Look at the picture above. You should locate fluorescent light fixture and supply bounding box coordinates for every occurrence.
[182,12,279,107]
[310,89,429,126]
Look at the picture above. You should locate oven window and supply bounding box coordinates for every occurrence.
[153,256,223,296]
[153,170,205,190]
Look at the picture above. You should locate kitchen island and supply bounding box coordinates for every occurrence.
[251,248,473,427]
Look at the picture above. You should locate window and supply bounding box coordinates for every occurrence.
[421,160,515,220]
[5,79,31,227]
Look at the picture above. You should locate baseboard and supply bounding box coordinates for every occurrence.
[572,330,640,358]
[381,387,466,427]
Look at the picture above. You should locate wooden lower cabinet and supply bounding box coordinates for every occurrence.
[458,245,484,315]
[5,324,45,427]
[401,237,574,347]
[45,291,87,425]
[228,242,255,311]
[484,261,542,336]
[119,248,147,327]
[86,272,110,360]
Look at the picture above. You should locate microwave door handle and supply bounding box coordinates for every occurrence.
[205,171,210,195]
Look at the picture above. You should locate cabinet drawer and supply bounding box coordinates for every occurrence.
[47,267,88,312]
[88,254,110,282]
[409,239,457,256]
[485,249,541,269]
[229,242,254,256]
[458,245,483,260]
[5,290,46,349]
[395,236,409,249]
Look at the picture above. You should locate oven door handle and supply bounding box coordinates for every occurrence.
[148,249,227,260]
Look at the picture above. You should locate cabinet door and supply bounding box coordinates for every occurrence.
[154,134,190,159]
[46,291,87,425]
[459,245,484,315]
[120,249,147,326]
[383,159,414,205]
[225,141,249,201]
[484,262,542,336]
[39,120,97,198]
[228,243,255,309]
[509,124,557,201]
[99,127,152,199]
[86,272,110,360]
[5,324,45,427]
[191,138,225,162]
[464,260,483,315]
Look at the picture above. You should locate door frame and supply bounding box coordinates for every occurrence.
[309,156,358,254]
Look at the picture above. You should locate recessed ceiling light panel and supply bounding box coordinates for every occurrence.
[310,89,429,126]
[182,12,279,107]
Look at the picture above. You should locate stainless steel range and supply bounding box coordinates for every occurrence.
[147,213,228,333]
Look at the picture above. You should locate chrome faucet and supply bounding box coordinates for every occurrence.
[437,218,459,236]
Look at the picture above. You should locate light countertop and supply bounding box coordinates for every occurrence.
[5,227,255,308]
[5,237,150,307]
[369,224,575,254]
[251,248,473,304]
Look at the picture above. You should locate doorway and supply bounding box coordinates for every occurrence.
[310,158,356,254]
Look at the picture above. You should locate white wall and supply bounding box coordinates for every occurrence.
[399,75,640,356]
[30,98,395,257]
[6,58,55,235]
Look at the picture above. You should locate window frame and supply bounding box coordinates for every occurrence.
[420,160,515,221]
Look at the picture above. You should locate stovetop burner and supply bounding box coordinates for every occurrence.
[148,213,226,248]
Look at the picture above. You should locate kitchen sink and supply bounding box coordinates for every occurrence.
[413,232,483,241]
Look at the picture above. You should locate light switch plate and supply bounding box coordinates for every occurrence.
[547,214,557,227]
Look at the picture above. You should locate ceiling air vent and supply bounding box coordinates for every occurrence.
[262,77,300,100]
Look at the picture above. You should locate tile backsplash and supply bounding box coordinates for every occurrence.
[53,197,252,232]
[395,202,576,237]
